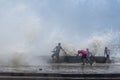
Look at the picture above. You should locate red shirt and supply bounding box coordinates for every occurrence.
[78,50,87,56]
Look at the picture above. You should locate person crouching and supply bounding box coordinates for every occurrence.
[77,50,92,65]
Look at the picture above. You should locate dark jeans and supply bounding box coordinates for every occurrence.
[81,55,91,65]
[106,54,109,59]
[52,53,60,62]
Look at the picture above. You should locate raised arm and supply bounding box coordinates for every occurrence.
[60,46,67,54]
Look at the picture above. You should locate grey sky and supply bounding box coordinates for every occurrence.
[26,0,120,37]
[0,0,120,54]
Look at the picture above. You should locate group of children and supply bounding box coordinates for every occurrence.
[51,43,110,65]
[78,47,110,65]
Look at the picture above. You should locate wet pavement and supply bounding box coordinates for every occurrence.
[0,63,120,74]
[41,63,120,74]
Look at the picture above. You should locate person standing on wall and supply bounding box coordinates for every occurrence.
[104,47,110,62]
[86,48,96,64]
[51,43,66,62]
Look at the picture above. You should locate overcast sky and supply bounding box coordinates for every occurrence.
[0,0,120,54]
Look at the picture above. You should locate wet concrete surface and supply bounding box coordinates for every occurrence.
[0,63,120,74]
[41,63,120,74]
